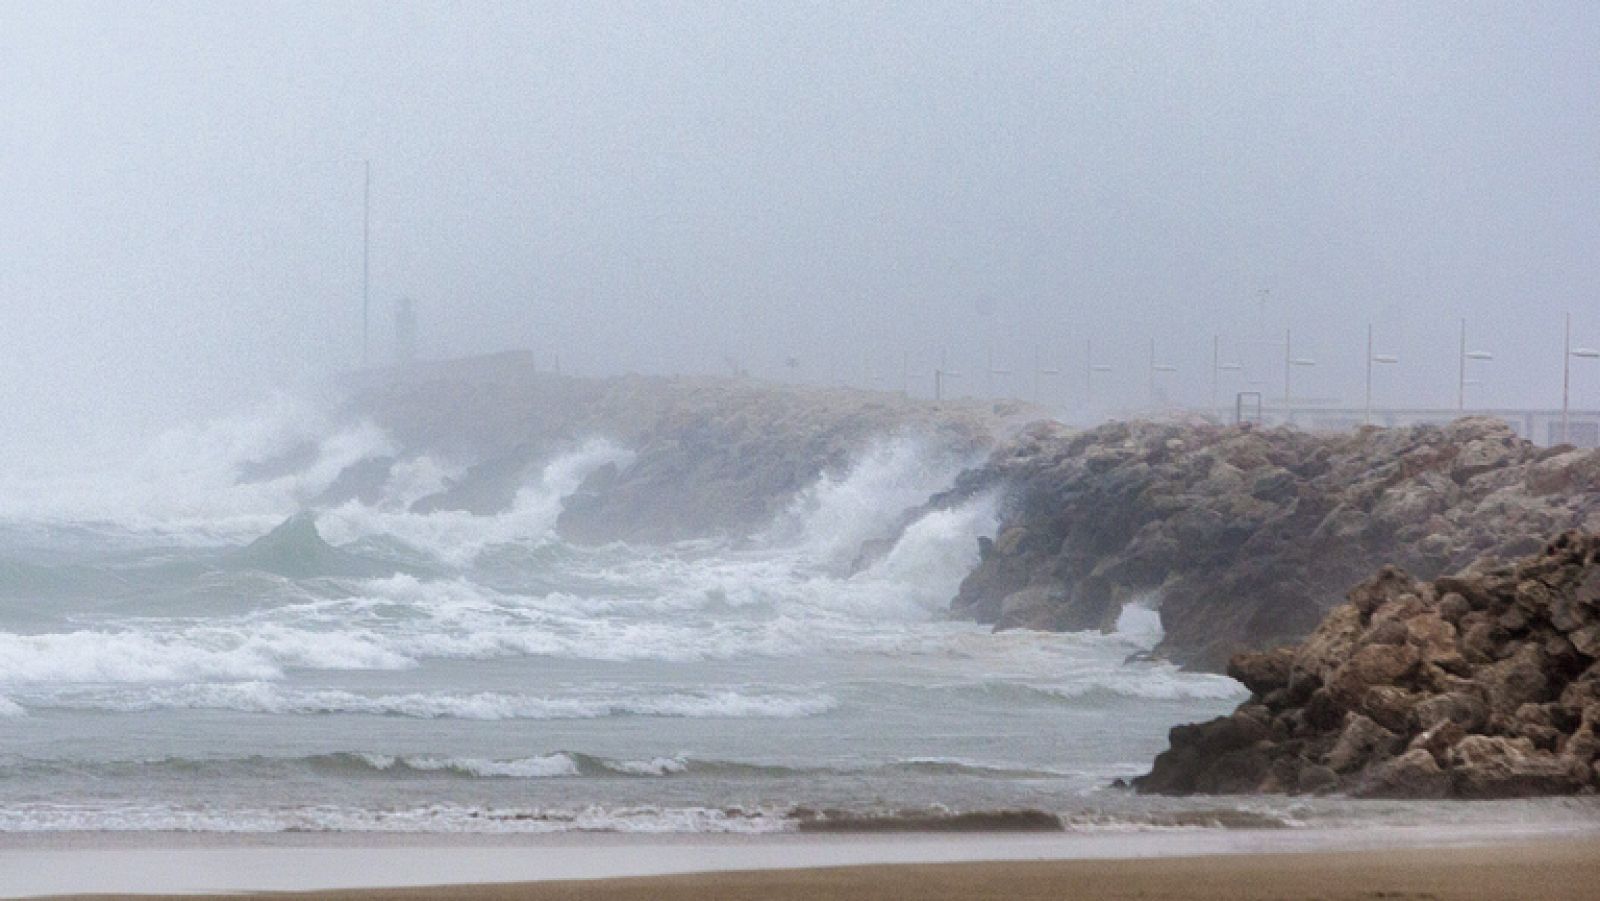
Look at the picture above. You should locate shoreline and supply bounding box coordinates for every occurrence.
[17,837,1600,901]
[4,823,1598,898]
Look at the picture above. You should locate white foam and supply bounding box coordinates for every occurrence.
[316,439,633,565]
[27,682,838,720]
[366,754,583,779]
[0,803,797,834]
[766,437,974,570]
[602,756,690,776]
[0,396,393,545]
[0,693,23,717]
[1113,599,1165,649]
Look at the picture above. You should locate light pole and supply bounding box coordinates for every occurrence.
[1032,345,1060,405]
[1457,318,1493,411]
[1364,323,1400,426]
[1563,312,1600,443]
[1211,334,1242,412]
[1085,338,1112,408]
[1148,338,1176,408]
[1284,329,1316,406]
[360,159,371,369]
[986,346,1012,398]
[935,348,962,402]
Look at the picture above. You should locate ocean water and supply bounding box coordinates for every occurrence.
[0,402,1593,837]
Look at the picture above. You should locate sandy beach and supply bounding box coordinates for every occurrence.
[33,838,1600,901]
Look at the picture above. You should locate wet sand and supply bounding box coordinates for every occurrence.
[34,838,1600,901]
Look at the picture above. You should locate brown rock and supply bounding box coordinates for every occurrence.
[1349,566,1417,621]
[1479,644,1552,720]
[1361,685,1421,733]
[1352,748,1452,799]
[1408,720,1466,765]
[1296,763,1338,795]
[1437,592,1472,624]
[1413,691,1489,732]
[1227,647,1295,696]
[1325,713,1400,773]
[1448,735,1591,798]
[1327,643,1420,708]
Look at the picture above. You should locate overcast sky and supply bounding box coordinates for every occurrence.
[2,1,1597,455]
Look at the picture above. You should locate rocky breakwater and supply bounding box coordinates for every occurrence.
[1135,531,1600,798]
[948,417,1600,670]
[336,352,1030,543]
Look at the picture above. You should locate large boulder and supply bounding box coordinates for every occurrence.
[1136,533,1600,798]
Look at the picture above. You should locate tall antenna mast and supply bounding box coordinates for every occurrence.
[361,159,372,369]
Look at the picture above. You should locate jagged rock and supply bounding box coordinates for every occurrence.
[1413,692,1488,732]
[1137,533,1600,798]
[951,417,1599,667]
[1227,647,1295,696]
[1353,748,1452,799]
[1448,735,1591,798]
[313,456,397,507]
[1326,714,1400,773]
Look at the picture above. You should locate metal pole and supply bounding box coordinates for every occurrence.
[1284,328,1293,406]
[1563,312,1572,444]
[1085,338,1094,408]
[1211,335,1220,413]
[1458,317,1467,412]
[1365,323,1374,426]
[361,159,371,370]
[1148,338,1156,407]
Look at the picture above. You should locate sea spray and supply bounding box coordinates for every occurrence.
[317,439,634,565]
[0,397,393,546]
[764,436,976,571]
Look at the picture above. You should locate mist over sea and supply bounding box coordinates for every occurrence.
[0,398,1591,837]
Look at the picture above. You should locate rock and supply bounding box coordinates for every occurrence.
[1296,763,1339,795]
[1353,748,1453,799]
[1139,533,1600,798]
[1227,647,1295,695]
[949,416,1592,668]
[1413,692,1489,732]
[996,587,1062,631]
[1327,644,1419,709]
[1448,735,1591,798]
[1325,714,1400,773]
[1361,685,1421,733]
[1350,567,1418,621]
[1479,644,1552,720]
[1437,592,1473,624]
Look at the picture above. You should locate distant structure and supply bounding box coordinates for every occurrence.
[394,296,418,366]
[1229,398,1600,448]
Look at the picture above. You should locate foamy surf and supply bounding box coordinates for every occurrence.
[0,412,1270,838]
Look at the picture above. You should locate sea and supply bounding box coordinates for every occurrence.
[0,398,1594,838]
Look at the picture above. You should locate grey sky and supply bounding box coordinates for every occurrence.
[2,2,1597,456]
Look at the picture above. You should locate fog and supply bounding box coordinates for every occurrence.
[2,2,1597,459]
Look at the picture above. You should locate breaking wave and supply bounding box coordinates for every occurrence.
[18,683,836,720]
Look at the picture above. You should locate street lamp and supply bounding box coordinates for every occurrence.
[985,347,1012,398]
[1148,339,1177,408]
[1457,318,1494,411]
[1365,323,1400,426]
[1284,329,1316,405]
[1211,334,1243,412]
[1032,345,1061,405]
[1565,312,1600,443]
[934,348,963,402]
[1085,338,1113,408]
